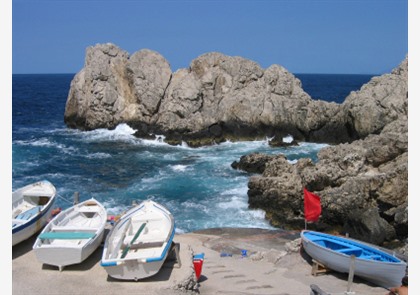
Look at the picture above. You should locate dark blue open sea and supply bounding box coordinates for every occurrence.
[12,73,374,233]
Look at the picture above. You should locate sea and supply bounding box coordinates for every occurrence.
[12,73,375,233]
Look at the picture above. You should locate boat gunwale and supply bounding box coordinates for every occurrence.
[33,198,107,249]
[301,230,406,266]
[101,200,175,267]
[12,193,56,234]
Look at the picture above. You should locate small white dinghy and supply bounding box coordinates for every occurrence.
[33,198,107,271]
[101,199,175,281]
[12,180,57,246]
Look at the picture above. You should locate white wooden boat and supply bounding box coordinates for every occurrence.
[300,230,407,288]
[101,199,175,281]
[33,198,107,271]
[12,180,57,246]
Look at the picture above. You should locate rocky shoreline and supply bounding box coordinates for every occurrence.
[63,43,408,251]
[231,58,408,251]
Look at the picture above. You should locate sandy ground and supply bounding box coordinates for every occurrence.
[12,228,393,295]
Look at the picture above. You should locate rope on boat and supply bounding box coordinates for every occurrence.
[56,193,74,205]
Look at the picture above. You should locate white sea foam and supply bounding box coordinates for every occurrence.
[86,152,111,159]
[247,208,267,220]
[179,201,210,213]
[15,138,55,147]
[220,186,248,197]
[14,129,325,233]
[81,123,138,142]
[217,196,248,210]
[283,135,294,143]
[175,228,186,234]
[102,202,127,216]
[181,141,190,148]
[171,164,188,172]
[141,134,166,146]
[14,138,79,155]
[139,170,170,186]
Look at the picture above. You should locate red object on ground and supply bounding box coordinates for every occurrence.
[193,259,203,280]
[193,253,205,280]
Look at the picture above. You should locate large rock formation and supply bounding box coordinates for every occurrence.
[65,43,352,146]
[236,58,408,247]
[64,43,408,248]
[64,44,172,131]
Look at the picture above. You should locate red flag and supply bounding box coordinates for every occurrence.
[304,188,321,222]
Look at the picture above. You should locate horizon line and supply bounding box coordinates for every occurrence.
[11,72,381,76]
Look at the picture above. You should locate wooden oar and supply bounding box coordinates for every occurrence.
[120,222,146,258]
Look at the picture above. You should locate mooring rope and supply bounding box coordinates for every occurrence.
[56,193,74,205]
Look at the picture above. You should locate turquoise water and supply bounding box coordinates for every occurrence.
[12,74,370,232]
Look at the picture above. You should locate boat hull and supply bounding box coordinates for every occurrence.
[101,200,175,281]
[32,198,107,270]
[12,180,57,246]
[301,230,407,288]
[33,231,105,269]
[102,257,167,281]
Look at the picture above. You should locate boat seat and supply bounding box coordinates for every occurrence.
[76,206,100,213]
[308,237,325,242]
[120,223,147,258]
[15,206,42,220]
[336,246,363,256]
[38,231,96,240]
[123,234,164,246]
[362,254,382,260]
[51,226,96,232]
[129,241,165,250]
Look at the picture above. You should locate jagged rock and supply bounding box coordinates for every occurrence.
[64,43,172,130]
[243,58,408,247]
[268,135,299,147]
[246,119,407,245]
[285,238,302,253]
[231,153,283,174]
[343,208,396,245]
[341,56,408,138]
[64,43,352,144]
[64,44,407,147]
[64,43,408,248]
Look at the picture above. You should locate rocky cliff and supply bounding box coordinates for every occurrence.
[64,43,363,146]
[64,43,408,248]
[234,58,408,248]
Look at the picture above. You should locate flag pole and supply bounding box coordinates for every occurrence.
[304,219,307,230]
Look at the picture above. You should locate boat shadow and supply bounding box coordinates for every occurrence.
[105,244,180,283]
[12,233,40,259]
[13,228,107,271]
[105,259,176,283]
[41,245,104,272]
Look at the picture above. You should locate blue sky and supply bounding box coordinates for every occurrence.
[11,0,407,75]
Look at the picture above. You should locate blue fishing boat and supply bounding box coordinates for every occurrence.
[300,230,407,288]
